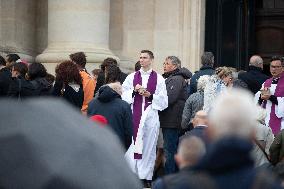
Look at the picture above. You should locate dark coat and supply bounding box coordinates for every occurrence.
[30,77,53,96]
[270,129,284,165]
[153,166,216,189]
[238,66,269,94]
[189,65,215,94]
[7,76,38,99]
[0,99,141,189]
[159,68,192,129]
[180,126,209,147]
[195,136,282,189]
[0,67,12,97]
[87,85,133,149]
[52,81,84,110]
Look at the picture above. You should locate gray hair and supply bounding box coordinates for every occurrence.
[249,55,263,66]
[209,88,257,139]
[201,52,214,67]
[166,56,181,68]
[197,75,210,91]
[178,136,206,164]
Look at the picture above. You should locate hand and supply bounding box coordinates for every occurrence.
[134,84,143,92]
[141,90,151,98]
[261,94,270,100]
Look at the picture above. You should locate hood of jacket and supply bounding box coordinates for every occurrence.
[98,85,121,103]
[163,67,192,79]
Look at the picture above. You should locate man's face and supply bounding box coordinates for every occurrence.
[270,60,283,78]
[163,58,177,73]
[139,53,152,69]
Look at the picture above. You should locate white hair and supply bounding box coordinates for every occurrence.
[209,88,257,139]
[197,75,210,91]
[107,82,122,96]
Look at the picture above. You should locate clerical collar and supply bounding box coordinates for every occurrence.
[140,68,153,75]
[272,77,280,84]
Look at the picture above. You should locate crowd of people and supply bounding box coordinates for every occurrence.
[0,50,284,188]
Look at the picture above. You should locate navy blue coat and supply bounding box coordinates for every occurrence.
[87,85,133,149]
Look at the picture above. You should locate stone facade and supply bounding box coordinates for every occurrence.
[0,0,205,74]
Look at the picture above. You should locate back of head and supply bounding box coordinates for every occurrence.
[0,98,141,188]
[201,52,214,67]
[105,64,121,84]
[107,82,122,96]
[215,66,232,79]
[0,55,6,66]
[197,75,210,91]
[135,61,141,71]
[101,57,118,71]
[209,88,257,140]
[55,60,82,85]
[178,136,206,167]
[249,55,263,68]
[27,63,47,80]
[69,52,87,68]
[6,53,20,64]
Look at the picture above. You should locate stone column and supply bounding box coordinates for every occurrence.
[0,0,36,62]
[36,0,117,73]
[181,0,206,72]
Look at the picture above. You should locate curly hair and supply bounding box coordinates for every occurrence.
[55,61,82,85]
[105,64,121,84]
[215,66,232,79]
[69,52,87,67]
[27,63,47,80]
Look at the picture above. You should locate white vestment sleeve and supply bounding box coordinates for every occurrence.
[122,73,135,104]
[151,75,168,111]
[276,97,284,118]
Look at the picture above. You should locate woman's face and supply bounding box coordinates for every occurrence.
[11,67,19,78]
[222,75,233,86]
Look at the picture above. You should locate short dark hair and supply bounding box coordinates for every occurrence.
[271,55,284,67]
[201,52,214,67]
[135,61,141,71]
[6,54,20,63]
[141,50,154,59]
[13,62,28,76]
[69,52,87,67]
[27,63,47,80]
[101,57,118,71]
[0,56,6,66]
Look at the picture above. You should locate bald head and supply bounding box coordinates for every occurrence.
[175,136,206,169]
[192,111,208,127]
[249,55,263,69]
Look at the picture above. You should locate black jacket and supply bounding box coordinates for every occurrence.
[30,77,53,96]
[238,66,269,94]
[52,81,84,110]
[159,68,192,129]
[7,76,38,99]
[189,65,215,94]
[87,85,133,149]
[0,67,12,97]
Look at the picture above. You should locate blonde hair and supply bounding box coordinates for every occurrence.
[215,66,232,79]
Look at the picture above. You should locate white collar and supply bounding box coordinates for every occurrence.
[140,68,153,75]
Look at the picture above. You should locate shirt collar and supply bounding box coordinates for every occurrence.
[140,68,153,75]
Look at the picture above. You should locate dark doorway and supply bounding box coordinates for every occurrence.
[205,0,284,74]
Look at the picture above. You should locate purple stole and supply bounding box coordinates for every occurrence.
[263,73,284,134]
[132,70,157,159]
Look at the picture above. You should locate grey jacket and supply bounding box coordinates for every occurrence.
[181,90,204,129]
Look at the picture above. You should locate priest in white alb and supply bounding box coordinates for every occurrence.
[122,50,168,186]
